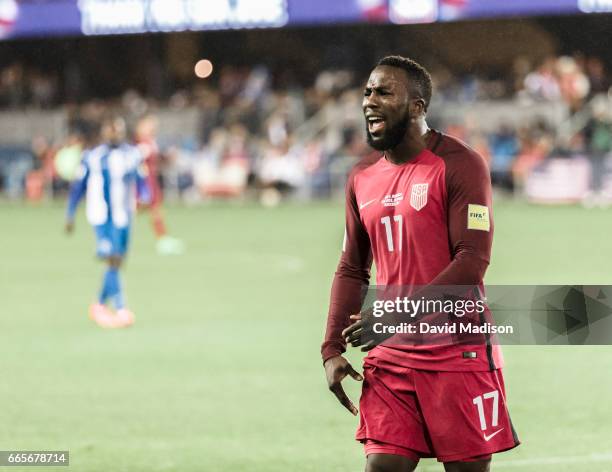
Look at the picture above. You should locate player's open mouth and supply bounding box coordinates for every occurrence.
[367,115,386,134]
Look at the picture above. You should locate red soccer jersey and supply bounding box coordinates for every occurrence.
[322,130,503,372]
[136,138,163,206]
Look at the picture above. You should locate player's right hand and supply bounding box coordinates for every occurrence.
[65,221,74,234]
[324,355,363,416]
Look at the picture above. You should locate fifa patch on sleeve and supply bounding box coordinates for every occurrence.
[467,204,490,231]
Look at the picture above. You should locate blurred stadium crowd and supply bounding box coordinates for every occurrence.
[1,51,611,206]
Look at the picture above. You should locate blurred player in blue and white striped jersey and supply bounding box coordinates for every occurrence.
[65,116,149,328]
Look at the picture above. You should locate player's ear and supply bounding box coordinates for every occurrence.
[409,98,426,118]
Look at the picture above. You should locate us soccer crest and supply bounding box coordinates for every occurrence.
[410,183,428,211]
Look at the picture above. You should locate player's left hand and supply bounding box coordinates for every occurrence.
[342,312,377,352]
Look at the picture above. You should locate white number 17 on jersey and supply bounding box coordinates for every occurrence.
[381,215,403,252]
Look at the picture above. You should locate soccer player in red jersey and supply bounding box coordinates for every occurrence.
[322,56,520,471]
[135,114,185,255]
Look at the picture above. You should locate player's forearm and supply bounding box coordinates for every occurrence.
[429,252,489,286]
[321,270,369,362]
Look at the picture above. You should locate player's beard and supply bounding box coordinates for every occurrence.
[366,109,410,151]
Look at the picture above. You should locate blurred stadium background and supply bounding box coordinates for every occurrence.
[1,1,611,471]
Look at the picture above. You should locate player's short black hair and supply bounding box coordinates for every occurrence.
[377,55,433,111]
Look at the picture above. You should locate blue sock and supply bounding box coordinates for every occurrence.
[98,268,125,309]
[108,268,124,310]
[98,268,113,305]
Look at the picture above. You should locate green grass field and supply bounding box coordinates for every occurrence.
[1,200,612,471]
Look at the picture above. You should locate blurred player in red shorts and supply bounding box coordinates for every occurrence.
[135,114,185,255]
[322,56,519,471]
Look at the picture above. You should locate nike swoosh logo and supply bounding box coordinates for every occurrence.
[359,199,377,210]
[483,428,504,442]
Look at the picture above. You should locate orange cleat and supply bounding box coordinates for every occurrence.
[115,308,135,328]
[88,303,117,328]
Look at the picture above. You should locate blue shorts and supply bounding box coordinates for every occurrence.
[94,222,130,258]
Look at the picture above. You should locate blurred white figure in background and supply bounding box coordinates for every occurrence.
[193,125,250,199]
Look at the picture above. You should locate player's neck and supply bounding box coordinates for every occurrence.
[384,119,430,165]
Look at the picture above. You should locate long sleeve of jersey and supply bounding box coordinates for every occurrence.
[321,164,373,363]
[429,146,493,286]
[66,159,89,222]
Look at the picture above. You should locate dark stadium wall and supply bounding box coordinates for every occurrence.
[537,14,612,69]
[0,14,608,103]
[392,20,558,72]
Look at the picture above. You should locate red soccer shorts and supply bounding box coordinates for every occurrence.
[356,356,520,463]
